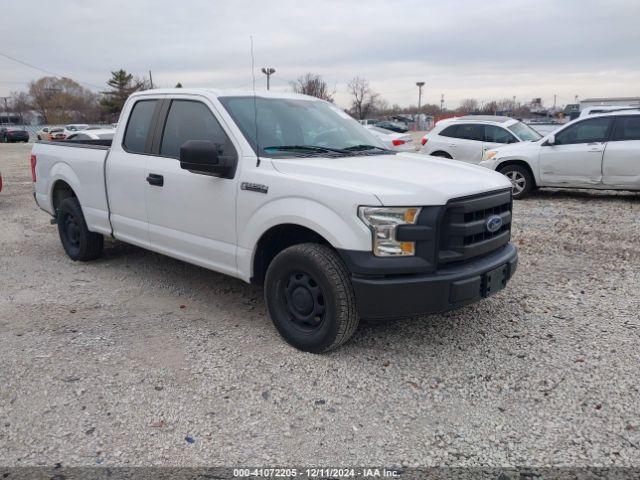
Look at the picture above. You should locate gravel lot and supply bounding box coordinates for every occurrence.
[1,142,639,467]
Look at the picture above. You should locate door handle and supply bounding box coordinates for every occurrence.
[146,173,164,186]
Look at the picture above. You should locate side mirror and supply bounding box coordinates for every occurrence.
[179,140,234,177]
[545,134,555,146]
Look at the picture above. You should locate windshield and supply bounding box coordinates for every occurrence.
[508,121,542,141]
[219,96,388,157]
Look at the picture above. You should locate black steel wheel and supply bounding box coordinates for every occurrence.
[265,243,359,352]
[57,197,104,261]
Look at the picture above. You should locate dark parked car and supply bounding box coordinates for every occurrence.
[1,126,30,143]
[375,120,409,133]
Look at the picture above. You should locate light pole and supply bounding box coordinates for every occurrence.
[261,67,276,90]
[416,82,425,111]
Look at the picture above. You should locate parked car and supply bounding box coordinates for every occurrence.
[47,128,66,141]
[480,111,640,199]
[365,125,414,151]
[1,126,29,143]
[36,126,54,141]
[578,105,638,118]
[31,88,517,352]
[62,124,90,137]
[420,115,542,163]
[66,128,115,141]
[375,120,409,133]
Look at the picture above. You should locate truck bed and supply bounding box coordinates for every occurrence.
[32,140,113,236]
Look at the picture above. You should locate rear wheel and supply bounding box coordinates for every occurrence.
[57,197,104,261]
[431,151,452,159]
[499,164,533,199]
[264,243,359,352]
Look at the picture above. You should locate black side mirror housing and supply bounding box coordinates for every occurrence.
[179,140,236,178]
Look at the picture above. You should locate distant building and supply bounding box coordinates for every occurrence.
[580,97,640,109]
[0,110,45,126]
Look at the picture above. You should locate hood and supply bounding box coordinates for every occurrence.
[490,140,541,158]
[271,152,512,206]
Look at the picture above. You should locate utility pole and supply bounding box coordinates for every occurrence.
[440,93,444,111]
[149,70,154,89]
[553,94,557,109]
[416,82,425,111]
[575,94,579,104]
[261,67,276,90]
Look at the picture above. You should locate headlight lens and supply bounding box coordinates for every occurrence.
[358,206,421,256]
[483,150,498,161]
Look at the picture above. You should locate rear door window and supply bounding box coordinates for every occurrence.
[123,99,158,153]
[610,116,640,141]
[455,124,484,141]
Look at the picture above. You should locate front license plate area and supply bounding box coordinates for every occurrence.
[482,265,507,297]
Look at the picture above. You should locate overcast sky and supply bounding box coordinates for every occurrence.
[2,0,639,109]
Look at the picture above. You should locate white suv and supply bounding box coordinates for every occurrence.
[480,110,640,199]
[420,116,542,163]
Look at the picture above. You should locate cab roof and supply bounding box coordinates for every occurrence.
[131,87,321,102]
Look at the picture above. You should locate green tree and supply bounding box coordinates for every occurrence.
[100,69,146,121]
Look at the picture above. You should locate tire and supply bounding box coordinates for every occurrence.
[431,151,452,159]
[57,197,104,261]
[264,243,359,353]
[499,164,534,199]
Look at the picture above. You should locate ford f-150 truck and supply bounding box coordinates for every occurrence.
[31,89,518,352]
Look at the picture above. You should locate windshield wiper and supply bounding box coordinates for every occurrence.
[264,145,349,155]
[343,144,394,153]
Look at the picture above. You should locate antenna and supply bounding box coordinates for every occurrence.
[250,35,261,167]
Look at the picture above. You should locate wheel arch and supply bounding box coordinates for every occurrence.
[250,223,332,286]
[430,150,453,159]
[496,159,537,188]
[51,179,78,214]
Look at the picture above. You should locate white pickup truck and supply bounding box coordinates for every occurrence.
[31,88,518,352]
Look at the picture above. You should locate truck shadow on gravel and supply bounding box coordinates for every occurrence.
[96,238,511,354]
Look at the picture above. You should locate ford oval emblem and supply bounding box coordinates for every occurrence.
[486,215,503,233]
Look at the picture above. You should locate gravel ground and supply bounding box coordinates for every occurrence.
[0,142,639,467]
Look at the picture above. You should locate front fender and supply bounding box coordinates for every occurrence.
[237,197,372,281]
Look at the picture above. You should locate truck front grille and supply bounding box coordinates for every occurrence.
[438,189,512,265]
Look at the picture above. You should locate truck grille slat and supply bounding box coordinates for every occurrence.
[438,189,512,265]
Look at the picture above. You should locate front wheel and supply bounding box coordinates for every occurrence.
[499,164,533,199]
[57,197,104,261]
[264,243,359,352]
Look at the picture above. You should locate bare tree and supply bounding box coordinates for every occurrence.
[347,76,379,120]
[457,98,479,114]
[290,73,335,102]
[29,76,99,124]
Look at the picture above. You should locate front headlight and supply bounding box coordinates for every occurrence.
[358,206,421,257]
[483,150,499,161]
